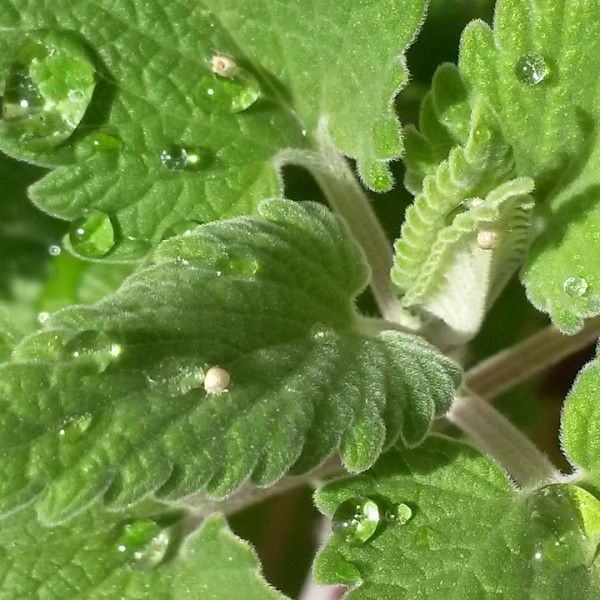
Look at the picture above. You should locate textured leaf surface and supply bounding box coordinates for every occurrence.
[0,0,427,259]
[314,436,600,599]
[562,343,600,485]
[456,0,600,332]
[0,200,460,523]
[0,508,285,599]
[393,67,533,340]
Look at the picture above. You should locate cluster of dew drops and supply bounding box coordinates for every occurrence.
[332,497,414,545]
[1,33,264,259]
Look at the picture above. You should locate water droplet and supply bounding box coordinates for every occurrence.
[58,413,93,439]
[161,220,201,240]
[310,324,334,341]
[159,145,207,171]
[332,497,380,544]
[516,53,549,85]
[69,209,115,257]
[147,358,204,397]
[89,131,121,152]
[563,276,588,298]
[226,255,259,278]
[37,311,50,324]
[64,330,120,373]
[48,244,62,257]
[1,33,96,151]
[477,228,501,250]
[204,365,230,395]
[385,503,413,525]
[198,57,261,114]
[116,519,170,571]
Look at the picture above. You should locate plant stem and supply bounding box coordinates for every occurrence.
[465,317,600,401]
[446,392,559,489]
[279,122,420,331]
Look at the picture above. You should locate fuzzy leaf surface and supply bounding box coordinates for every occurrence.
[0,508,285,599]
[456,0,600,331]
[314,436,600,599]
[0,200,459,523]
[0,0,427,260]
[562,344,600,485]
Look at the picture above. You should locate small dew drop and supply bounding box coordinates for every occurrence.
[534,549,543,561]
[159,145,207,171]
[57,413,93,440]
[48,244,62,257]
[516,53,549,85]
[37,311,50,324]
[226,255,259,277]
[477,228,501,250]
[116,519,170,571]
[161,220,201,240]
[332,497,380,544]
[64,330,120,372]
[563,276,588,298]
[204,365,230,395]
[310,324,334,341]
[385,503,413,525]
[89,131,122,152]
[69,209,115,258]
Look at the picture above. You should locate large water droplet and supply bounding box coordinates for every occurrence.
[332,497,380,544]
[527,484,597,570]
[64,330,121,372]
[1,32,96,151]
[159,145,207,171]
[516,53,549,85]
[116,519,170,571]
[198,55,261,114]
[69,209,115,257]
[563,276,588,298]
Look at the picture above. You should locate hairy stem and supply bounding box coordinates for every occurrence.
[446,392,559,489]
[279,123,420,331]
[465,317,600,401]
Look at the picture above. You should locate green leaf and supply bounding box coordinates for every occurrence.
[314,435,600,599]
[456,0,600,332]
[562,345,600,484]
[0,0,428,260]
[0,507,286,599]
[0,200,460,523]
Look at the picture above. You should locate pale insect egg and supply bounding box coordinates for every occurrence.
[476,228,501,250]
[210,53,238,78]
[203,365,230,395]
